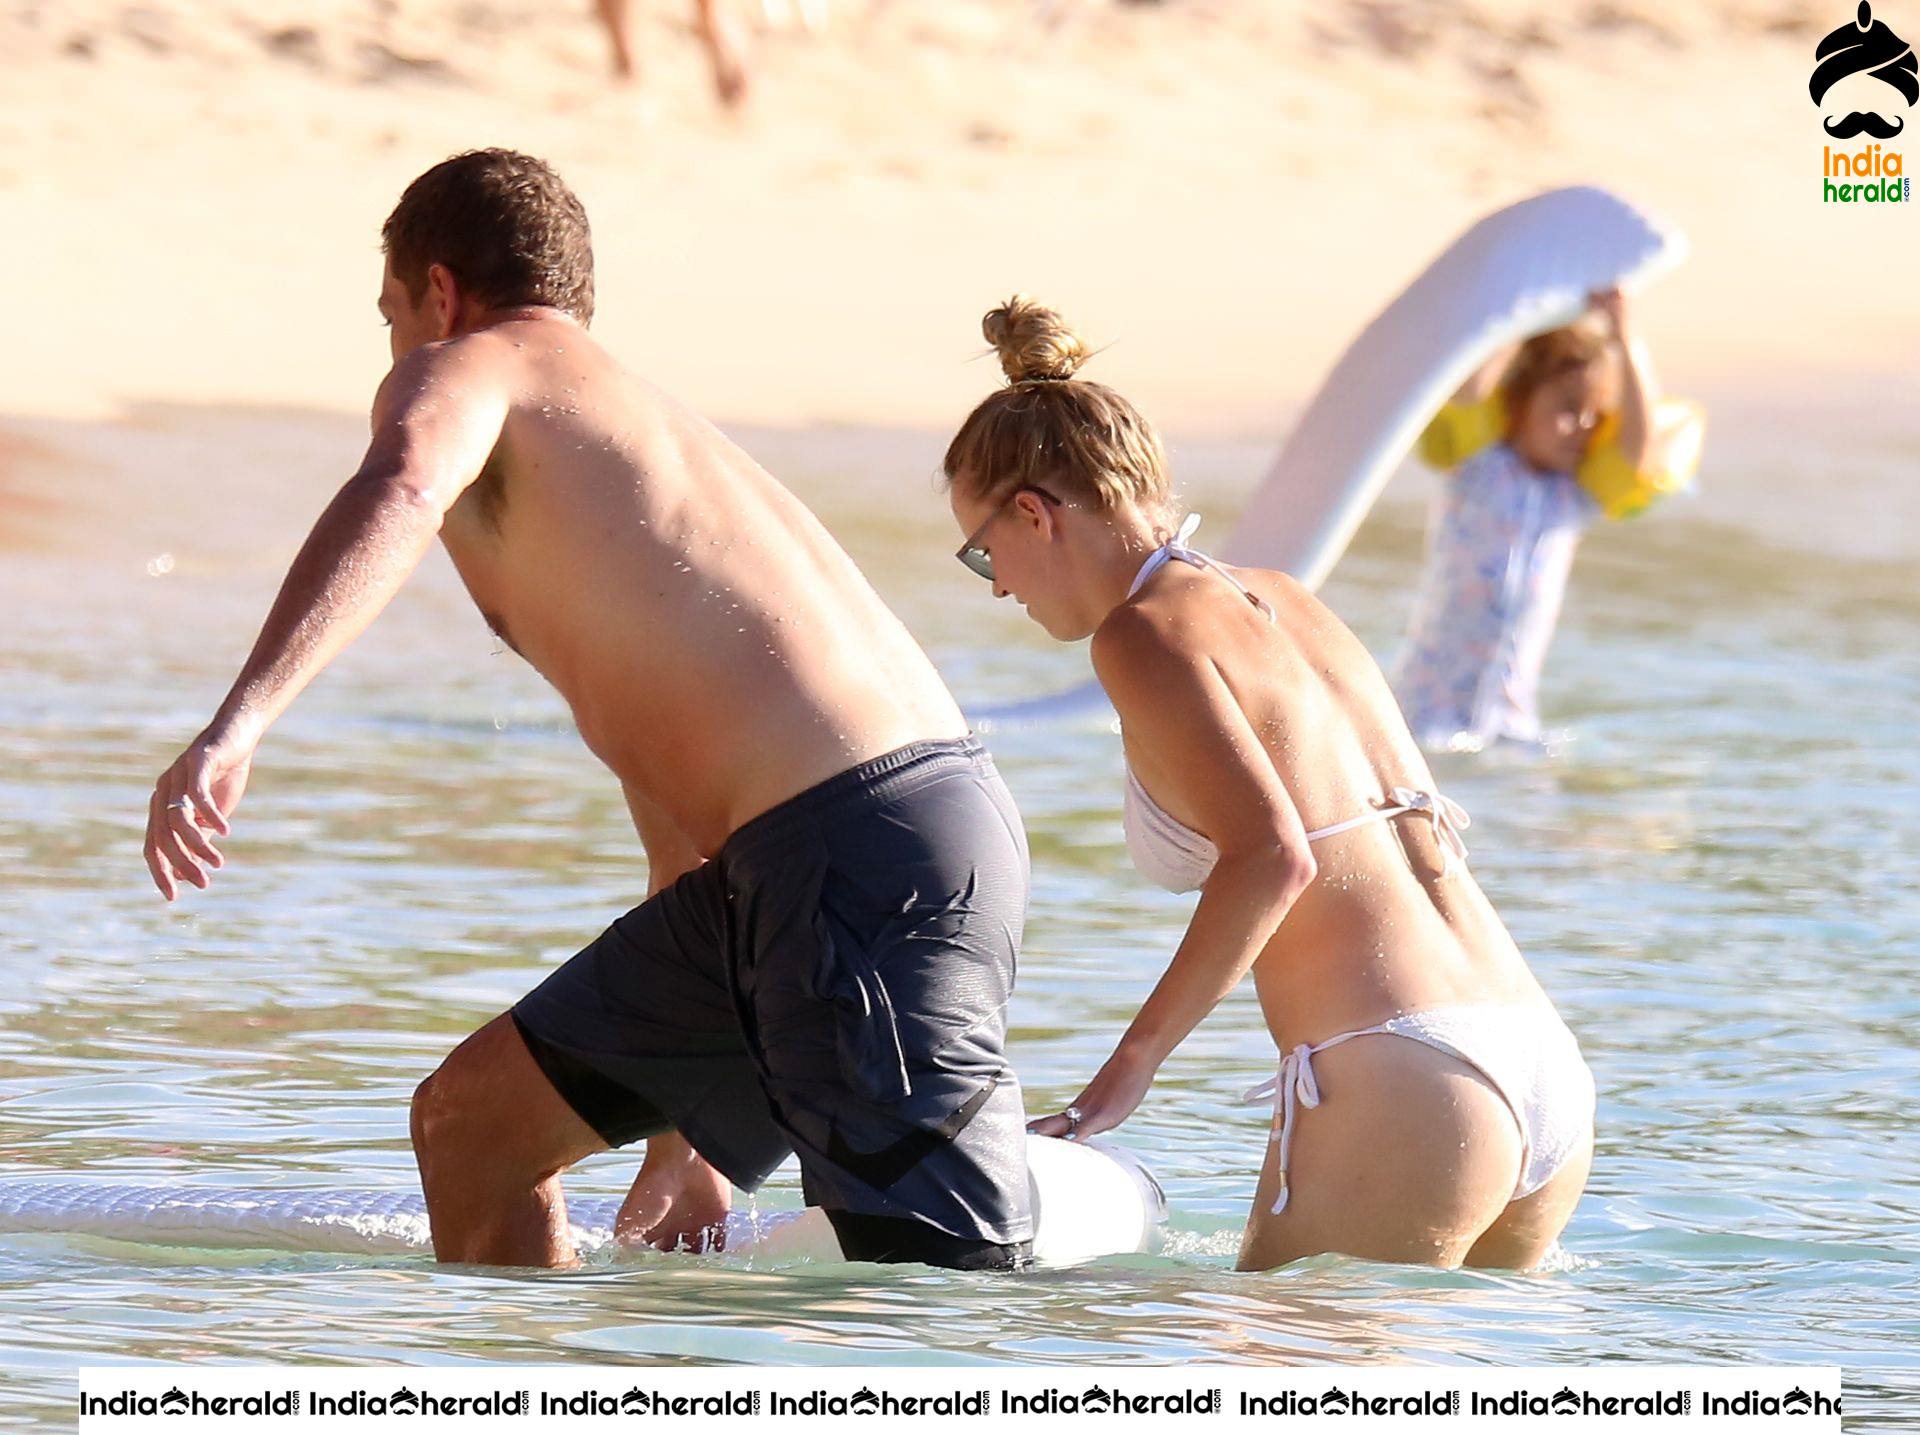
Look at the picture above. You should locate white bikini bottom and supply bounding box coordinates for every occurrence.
[1244,1003,1595,1214]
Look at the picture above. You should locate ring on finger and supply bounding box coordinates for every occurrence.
[166,799,192,812]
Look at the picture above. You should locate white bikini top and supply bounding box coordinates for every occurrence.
[1118,516,1470,894]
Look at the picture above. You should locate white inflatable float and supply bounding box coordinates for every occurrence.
[0,1134,1165,1269]
[971,185,1688,727]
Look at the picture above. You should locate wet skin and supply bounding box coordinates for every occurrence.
[142,261,968,1263]
[144,262,965,888]
[949,484,1589,1268]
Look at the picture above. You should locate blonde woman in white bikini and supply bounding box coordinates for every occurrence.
[943,297,1595,1272]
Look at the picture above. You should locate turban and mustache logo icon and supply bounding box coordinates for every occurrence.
[1811,2,1918,138]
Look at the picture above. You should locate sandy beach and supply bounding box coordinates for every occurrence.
[2,0,1914,443]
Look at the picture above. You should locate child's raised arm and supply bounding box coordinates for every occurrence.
[1594,288,1659,472]
[1449,343,1517,406]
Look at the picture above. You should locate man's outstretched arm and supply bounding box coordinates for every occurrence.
[143,342,510,900]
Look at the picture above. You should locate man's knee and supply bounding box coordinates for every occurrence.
[411,1018,513,1171]
[410,1062,471,1175]
[412,1012,610,1185]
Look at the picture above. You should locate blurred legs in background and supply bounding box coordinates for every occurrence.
[593,0,750,105]
[698,0,750,105]
[593,0,641,77]
[759,0,830,33]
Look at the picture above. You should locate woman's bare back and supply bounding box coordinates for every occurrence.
[1120,558,1546,1047]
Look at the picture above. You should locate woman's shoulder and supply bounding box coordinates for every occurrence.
[1091,589,1189,679]
[1093,564,1291,685]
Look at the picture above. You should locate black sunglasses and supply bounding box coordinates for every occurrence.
[954,487,1063,582]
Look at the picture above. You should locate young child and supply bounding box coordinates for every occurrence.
[1392,288,1702,752]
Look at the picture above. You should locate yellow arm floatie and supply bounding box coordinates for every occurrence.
[1576,399,1707,520]
[1419,390,1706,522]
[1416,393,1506,470]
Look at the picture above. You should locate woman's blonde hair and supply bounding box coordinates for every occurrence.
[942,296,1172,514]
[1501,316,1618,418]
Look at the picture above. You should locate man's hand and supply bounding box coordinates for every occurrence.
[616,1132,733,1252]
[144,730,253,901]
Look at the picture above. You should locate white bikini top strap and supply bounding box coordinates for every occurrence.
[1303,786,1471,866]
[1126,513,1276,620]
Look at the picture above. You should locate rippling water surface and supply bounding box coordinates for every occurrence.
[2,409,1916,1425]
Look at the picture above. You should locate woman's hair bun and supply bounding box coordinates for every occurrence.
[982,294,1089,384]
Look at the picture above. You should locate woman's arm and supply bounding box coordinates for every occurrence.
[1028,607,1318,1140]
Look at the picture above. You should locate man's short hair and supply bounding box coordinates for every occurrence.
[382,149,595,324]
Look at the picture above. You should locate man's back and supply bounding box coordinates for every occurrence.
[434,314,967,852]
[143,150,1034,1272]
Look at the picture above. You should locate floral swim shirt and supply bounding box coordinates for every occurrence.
[1392,442,1599,751]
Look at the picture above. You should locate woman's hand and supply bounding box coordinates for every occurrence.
[1027,1046,1160,1142]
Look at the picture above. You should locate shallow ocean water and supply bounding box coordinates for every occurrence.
[1,408,1916,1425]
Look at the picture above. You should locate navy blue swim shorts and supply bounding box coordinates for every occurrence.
[511,737,1034,1263]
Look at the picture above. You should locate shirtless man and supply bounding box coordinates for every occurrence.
[140,149,1033,1271]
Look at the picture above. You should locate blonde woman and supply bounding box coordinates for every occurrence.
[943,298,1595,1271]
